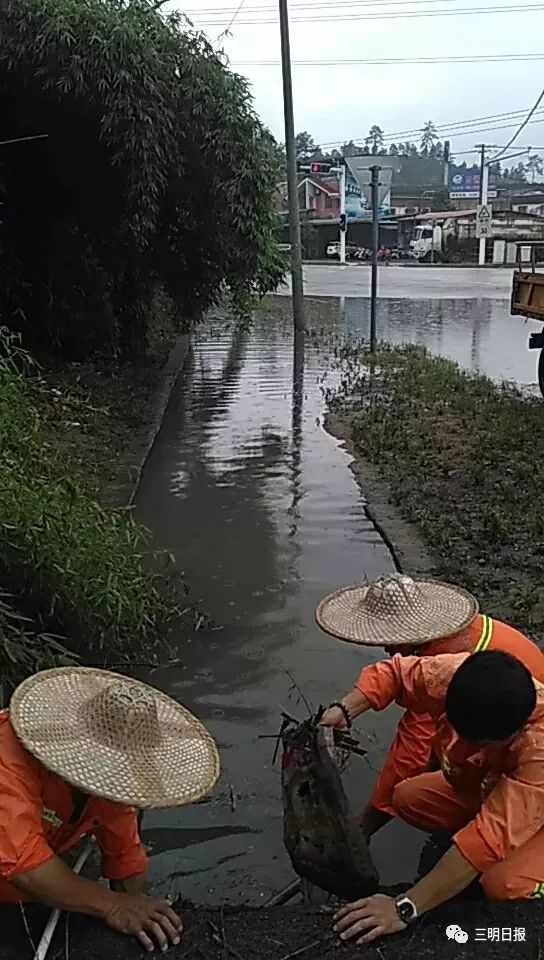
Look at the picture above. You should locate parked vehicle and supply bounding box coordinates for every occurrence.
[511,243,544,397]
[326,241,359,260]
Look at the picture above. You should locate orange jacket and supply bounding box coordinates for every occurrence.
[423,615,544,672]
[0,711,148,902]
[368,615,544,815]
[357,652,544,873]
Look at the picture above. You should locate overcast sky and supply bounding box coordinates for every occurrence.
[168,0,544,163]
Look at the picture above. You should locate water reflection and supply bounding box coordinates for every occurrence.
[135,293,537,904]
[135,314,413,904]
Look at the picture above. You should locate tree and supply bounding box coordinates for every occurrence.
[341,140,364,157]
[364,125,385,155]
[526,154,544,183]
[0,0,285,359]
[388,143,399,156]
[429,188,452,212]
[420,120,438,156]
[295,131,318,159]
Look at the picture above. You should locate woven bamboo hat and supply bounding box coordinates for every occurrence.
[315,573,478,647]
[10,667,220,809]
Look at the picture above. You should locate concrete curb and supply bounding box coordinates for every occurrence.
[324,411,435,576]
[120,334,191,508]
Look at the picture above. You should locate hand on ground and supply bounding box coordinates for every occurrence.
[104,892,183,952]
[333,893,406,944]
[319,706,348,729]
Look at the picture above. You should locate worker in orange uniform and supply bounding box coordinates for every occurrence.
[0,667,219,952]
[317,573,544,840]
[321,649,544,942]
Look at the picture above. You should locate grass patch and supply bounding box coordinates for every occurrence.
[328,344,544,639]
[0,329,179,687]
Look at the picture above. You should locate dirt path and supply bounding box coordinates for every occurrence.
[2,902,541,960]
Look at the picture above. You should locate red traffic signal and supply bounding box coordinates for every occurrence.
[310,162,330,174]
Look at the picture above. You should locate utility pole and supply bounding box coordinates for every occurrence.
[443,140,450,187]
[369,165,380,352]
[279,0,304,331]
[339,163,346,264]
[476,143,488,267]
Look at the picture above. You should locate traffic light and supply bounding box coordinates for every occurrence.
[339,213,346,232]
[310,162,331,174]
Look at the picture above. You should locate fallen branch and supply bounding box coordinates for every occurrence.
[276,938,324,960]
[207,919,246,960]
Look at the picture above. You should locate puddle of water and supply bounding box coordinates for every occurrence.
[135,294,540,905]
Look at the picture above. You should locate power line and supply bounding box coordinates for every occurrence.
[234,53,544,67]
[193,2,544,24]
[492,87,544,160]
[318,106,544,147]
[214,0,247,41]
[188,0,479,12]
[316,112,544,152]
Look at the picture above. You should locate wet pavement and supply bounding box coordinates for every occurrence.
[290,263,513,299]
[134,291,541,906]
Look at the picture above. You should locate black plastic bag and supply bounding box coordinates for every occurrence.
[281,718,379,900]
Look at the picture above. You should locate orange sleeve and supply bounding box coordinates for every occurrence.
[0,721,55,879]
[93,802,149,881]
[454,732,544,873]
[355,653,468,715]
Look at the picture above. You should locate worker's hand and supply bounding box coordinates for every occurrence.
[320,705,349,730]
[104,891,183,952]
[333,894,407,944]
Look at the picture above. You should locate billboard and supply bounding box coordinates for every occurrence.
[449,169,497,199]
[345,173,391,221]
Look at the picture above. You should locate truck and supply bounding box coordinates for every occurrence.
[410,216,474,263]
[411,212,544,264]
[511,244,544,397]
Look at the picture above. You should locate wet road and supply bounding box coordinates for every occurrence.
[288,263,513,299]
[135,291,541,905]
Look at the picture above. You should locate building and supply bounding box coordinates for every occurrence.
[276,176,340,220]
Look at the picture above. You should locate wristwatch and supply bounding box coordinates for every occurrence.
[395,896,418,925]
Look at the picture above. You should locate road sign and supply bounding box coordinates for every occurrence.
[345,156,400,207]
[476,203,493,239]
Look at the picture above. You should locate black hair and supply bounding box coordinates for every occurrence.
[445,651,536,743]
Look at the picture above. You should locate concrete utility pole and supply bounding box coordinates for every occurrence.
[279,0,304,331]
[339,163,346,264]
[370,165,380,352]
[477,143,488,267]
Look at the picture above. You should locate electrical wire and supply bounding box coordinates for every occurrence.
[193,2,544,24]
[187,0,480,12]
[318,106,544,148]
[214,0,247,42]
[492,87,544,160]
[234,53,544,67]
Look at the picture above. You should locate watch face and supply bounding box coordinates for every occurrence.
[397,899,416,924]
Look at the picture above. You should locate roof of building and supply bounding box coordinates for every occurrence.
[298,176,339,196]
[396,209,477,222]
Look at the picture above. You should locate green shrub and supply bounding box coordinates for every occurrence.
[0,0,284,360]
[0,330,177,660]
[330,344,544,636]
[0,590,75,700]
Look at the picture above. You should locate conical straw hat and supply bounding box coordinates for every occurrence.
[316,574,478,646]
[10,667,220,809]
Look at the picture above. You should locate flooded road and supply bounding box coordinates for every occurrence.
[135,291,541,905]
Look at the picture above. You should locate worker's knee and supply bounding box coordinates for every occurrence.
[391,778,415,819]
[481,866,529,901]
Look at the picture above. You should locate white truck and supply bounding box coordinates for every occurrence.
[410,216,475,263]
[411,212,544,263]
